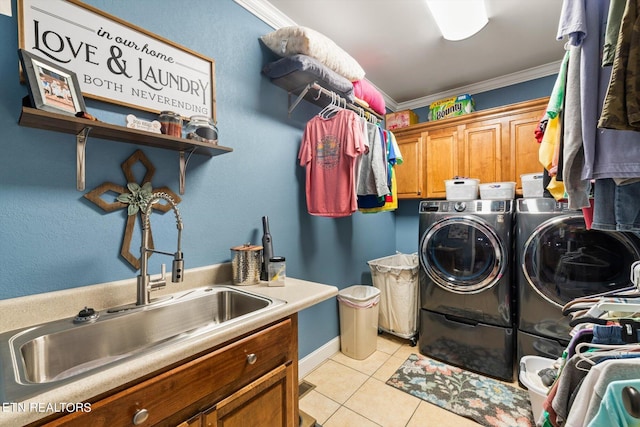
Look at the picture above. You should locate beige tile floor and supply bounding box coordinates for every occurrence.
[300,333,519,427]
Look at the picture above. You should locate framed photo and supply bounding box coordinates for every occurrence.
[18,49,86,116]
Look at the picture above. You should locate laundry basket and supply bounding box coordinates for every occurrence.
[367,253,419,345]
[519,356,556,420]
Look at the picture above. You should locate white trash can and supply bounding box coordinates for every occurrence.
[337,285,381,360]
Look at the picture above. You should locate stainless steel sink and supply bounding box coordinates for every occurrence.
[0,286,285,402]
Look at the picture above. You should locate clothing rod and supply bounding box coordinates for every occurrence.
[287,82,383,122]
[310,83,383,121]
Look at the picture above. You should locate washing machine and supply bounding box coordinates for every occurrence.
[516,197,640,360]
[418,199,515,381]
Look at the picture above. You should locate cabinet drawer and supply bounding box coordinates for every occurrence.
[43,318,293,427]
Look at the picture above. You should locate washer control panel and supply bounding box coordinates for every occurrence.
[419,199,512,213]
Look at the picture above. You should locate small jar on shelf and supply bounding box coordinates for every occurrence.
[184,115,218,145]
[158,111,182,137]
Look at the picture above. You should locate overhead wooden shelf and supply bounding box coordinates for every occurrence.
[18,106,233,194]
[18,106,232,157]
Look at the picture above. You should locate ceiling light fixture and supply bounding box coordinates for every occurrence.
[425,0,489,41]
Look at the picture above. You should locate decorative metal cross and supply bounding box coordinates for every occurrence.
[84,149,182,270]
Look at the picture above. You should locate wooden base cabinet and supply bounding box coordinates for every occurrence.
[392,97,548,199]
[36,316,298,427]
[202,364,292,427]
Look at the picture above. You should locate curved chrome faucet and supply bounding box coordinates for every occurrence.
[137,192,184,306]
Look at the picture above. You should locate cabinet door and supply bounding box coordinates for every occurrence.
[509,112,545,192]
[203,363,293,427]
[425,127,460,199]
[42,319,294,427]
[177,413,204,427]
[462,123,502,184]
[394,132,424,198]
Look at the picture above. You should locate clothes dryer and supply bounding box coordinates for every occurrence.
[516,198,640,360]
[418,199,515,380]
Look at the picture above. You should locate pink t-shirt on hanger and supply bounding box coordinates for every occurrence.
[299,109,366,217]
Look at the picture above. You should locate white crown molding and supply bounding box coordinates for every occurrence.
[234,0,295,29]
[236,0,560,113]
[394,60,562,111]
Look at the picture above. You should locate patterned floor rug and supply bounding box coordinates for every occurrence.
[386,354,535,427]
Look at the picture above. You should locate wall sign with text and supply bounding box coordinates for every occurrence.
[18,0,216,121]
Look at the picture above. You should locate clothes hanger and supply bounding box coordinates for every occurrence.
[313,86,322,101]
[325,92,341,118]
[573,342,640,371]
[567,298,640,329]
[622,386,640,418]
[319,92,337,118]
[339,96,347,115]
[562,287,640,316]
[317,93,332,118]
[569,316,610,327]
[327,96,338,117]
[593,300,640,315]
[564,302,602,316]
[570,314,640,328]
[563,296,613,315]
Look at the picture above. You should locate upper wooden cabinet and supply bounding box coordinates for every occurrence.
[424,125,461,199]
[392,97,548,199]
[508,110,548,188]
[394,128,425,198]
[463,122,503,183]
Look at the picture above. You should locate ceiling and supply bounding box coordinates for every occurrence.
[237,0,566,111]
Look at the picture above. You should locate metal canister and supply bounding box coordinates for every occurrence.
[230,244,263,285]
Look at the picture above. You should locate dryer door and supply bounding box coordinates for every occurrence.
[419,216,507,293]
[522,214,640,307]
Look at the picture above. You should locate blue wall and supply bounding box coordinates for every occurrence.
[0,0,396,359]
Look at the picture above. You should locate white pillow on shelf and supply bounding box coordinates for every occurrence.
[260,26,365,82]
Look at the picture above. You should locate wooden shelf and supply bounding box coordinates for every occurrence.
[18,106,233,194]
[268,76,383,121]
[19,106,233,157]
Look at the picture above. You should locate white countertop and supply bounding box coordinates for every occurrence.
[0,264,338,426]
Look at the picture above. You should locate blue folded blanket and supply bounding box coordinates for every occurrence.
[262,54,354,102]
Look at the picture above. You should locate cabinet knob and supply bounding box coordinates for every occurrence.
[132,408,149,425]
[246,353,257,365]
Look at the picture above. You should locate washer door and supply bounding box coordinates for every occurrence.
[522,214,640,307]
[420,216,506,294]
